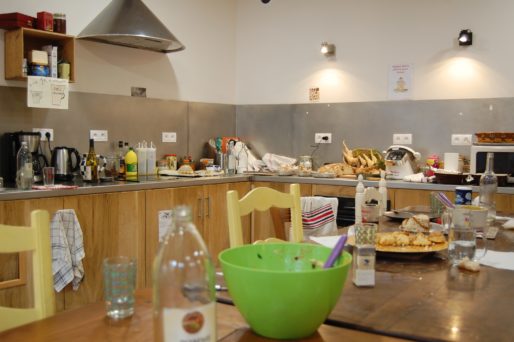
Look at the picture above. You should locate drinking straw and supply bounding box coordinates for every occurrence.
[324,234,348,268]
[436,192,455,209]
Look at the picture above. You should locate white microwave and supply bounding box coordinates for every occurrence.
[470,144,514,181]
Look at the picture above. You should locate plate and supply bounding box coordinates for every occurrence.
[158,170,200,177]
[384,209,439,221]
[312,172,336,178]
[278,170,295,176]
[347,233,448,253]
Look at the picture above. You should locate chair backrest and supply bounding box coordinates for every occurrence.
[0,210,55,332]
[227,184,304,247]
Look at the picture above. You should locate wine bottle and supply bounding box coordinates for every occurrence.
[117,141,126,180]
[16,141,33,190]
[125,147,138,181]
[84,138,98,182]
[153,206,216,342]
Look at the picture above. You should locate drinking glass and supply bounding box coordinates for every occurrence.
[103,256,136,319]
[448,207,488,265]
[43,166,55,186]
[354,223,377,246]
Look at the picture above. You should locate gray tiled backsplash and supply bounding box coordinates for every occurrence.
[1,85,513,167]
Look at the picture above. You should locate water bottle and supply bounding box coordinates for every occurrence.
[153,206,216,342]
[16,141,33,190]
[227,140,236,175]
[479,152,497,225]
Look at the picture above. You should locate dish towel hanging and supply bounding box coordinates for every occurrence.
[50,209,85,292]
[301,197,339,237]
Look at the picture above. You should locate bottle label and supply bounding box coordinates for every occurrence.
[127,163,137,173]
[162,302,216,342]
[84,166,92,181]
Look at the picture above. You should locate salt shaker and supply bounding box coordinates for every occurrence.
[352,222,377,287]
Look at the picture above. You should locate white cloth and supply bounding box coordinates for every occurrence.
[301,197,338,237]
[51,209,85,292]
[261,153,296,172]
[479,250,514,271]
[503,219,514,229]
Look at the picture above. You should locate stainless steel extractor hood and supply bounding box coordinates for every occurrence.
[77,0,185,53]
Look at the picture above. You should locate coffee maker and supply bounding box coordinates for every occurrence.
[0,131,49,185]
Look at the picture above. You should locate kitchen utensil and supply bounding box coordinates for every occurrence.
[324,234,347,268]
[51,146,80,181]
[219,243,351,339]
[383,145,421,180]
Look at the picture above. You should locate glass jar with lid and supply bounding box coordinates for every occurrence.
[53,13,66,34]
[298,155,313,176]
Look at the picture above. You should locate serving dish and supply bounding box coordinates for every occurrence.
[347,232,448,253]
[312,172,336,178]
[384,208,439,221]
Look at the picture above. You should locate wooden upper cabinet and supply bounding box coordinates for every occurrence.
[4,27,75,82]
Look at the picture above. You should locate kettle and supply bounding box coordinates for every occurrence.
[51,146,80,181]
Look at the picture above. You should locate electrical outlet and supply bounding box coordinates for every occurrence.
[162,132,177,143]
[32,128,54,141]
[314,133,332,144]
[393,133,412,145]
[89,130,108,142]
[451,134,473,146]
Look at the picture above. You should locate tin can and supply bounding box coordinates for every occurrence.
[37,11,53,31]
[455,186,472,205]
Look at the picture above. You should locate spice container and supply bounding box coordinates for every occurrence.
[53,13,66,34]
[298,155,313,176]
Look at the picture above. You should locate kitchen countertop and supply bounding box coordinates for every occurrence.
[1,174,513,201]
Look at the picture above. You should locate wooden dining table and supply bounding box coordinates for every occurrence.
[216,217,514,342]
[0,288,404,341]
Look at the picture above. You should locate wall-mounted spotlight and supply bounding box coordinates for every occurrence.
[458,29,473,46]
[321,42,335,56]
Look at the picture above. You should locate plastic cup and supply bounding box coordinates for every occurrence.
[43,167,55,186]
[103,256,136,319]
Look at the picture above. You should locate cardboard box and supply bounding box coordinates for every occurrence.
[0,12,36,29]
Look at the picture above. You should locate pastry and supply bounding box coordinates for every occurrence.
[401,214,430,233]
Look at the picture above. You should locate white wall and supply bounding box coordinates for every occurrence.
[235,0,514,104]
[1,1,514,105]
[0,0,237,103]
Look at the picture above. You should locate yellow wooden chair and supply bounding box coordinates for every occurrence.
[227,183,304,247]
[0,210,55,332]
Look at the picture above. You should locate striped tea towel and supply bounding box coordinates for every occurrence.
[301,197,338,237]
[51,209,85,292]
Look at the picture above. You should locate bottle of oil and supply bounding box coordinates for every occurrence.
[84,139,98,182]
[125,147,138,181]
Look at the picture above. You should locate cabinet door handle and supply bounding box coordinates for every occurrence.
[198,198,203,218]
[206,196,211,217]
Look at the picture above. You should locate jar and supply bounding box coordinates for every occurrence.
[298,155,313,176]
[164,154,177,170]
[53,13,66,34]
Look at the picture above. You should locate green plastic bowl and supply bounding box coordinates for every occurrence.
[219,243,352,339]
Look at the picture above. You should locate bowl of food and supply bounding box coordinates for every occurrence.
[219,243,351,339]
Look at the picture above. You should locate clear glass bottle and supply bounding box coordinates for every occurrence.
[227,140,236,175]
[16,141,33,190]
[479,152,497,224]
[84,139,98,182]
[153,206,216,342]
[117,141,126,180]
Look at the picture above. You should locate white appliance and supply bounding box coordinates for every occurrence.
[470,144,514,183]
[383,145,421,180]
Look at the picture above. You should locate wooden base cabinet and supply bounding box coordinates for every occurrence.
[62,191,146,311]
[145,182,251,286]
[0,198,64,311]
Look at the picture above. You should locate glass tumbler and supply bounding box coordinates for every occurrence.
[103,256,136,319]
